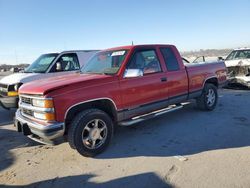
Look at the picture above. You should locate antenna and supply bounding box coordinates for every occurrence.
[132,41,134,46]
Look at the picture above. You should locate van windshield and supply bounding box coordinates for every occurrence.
[24,53,59,73]
[81,50,128,75]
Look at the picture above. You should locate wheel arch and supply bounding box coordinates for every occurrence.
[64,98,117,134]
[203,77,218,88]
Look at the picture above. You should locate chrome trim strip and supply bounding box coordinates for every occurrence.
[19,102,54,113]
[119,105,183,126]
[20,109,56,124]
[64,97,117,120]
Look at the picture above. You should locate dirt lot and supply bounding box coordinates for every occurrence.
[0,89,250,188]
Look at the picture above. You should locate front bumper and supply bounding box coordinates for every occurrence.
[0,95,18,109]
[14,109,65,144]
[227,77,250,89]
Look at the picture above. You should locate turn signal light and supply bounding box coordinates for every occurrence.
[7,91,18,97]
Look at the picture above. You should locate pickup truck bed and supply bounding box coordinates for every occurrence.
[186,61,227,93]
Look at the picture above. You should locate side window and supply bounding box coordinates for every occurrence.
[50,53,80,72]
[127,50,161,74]
[160,48,180,71]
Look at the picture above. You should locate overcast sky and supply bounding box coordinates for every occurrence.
[0,0,250,64]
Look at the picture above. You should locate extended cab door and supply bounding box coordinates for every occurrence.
[159,46,189,104]
[119,48,169,119]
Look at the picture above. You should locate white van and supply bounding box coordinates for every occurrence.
[0,50,98,109]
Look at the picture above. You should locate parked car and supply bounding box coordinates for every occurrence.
[0,50,98,109]
[15,44,227,157]
[10,67,19,73]
[224,48,250,88]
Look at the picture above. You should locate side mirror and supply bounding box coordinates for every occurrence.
[124,69,143,78]
[56,62,62,71]
[218,57,224,61]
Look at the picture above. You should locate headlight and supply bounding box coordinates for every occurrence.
[32,99,54,108]
[33,112,55,121]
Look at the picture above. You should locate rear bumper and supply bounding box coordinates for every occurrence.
[0,95,18,109]
[14,109,65,144]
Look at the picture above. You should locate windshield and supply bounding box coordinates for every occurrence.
[226,50,250,61]
[24,53,59,73]
[81,50,128,75]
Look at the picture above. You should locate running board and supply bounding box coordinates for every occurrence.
[119,105,183,126]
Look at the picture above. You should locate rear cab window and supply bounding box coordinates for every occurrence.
[160,48,180,71]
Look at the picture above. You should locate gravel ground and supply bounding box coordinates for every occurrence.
[0,89,250,188]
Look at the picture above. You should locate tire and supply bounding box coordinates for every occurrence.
[68,108,114,157]
[196,83,218,111]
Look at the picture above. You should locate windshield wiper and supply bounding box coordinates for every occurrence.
[103,72,114,75]
[82,71,114,75]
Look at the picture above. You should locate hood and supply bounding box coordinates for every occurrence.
[225,59,250,67]
[19,73,113,95]
[0,72,40,85]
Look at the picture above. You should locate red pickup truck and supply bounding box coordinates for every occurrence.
[15,44,227,157]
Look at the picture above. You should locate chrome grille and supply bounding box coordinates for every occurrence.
[22,108,34,117]
[21,96,32,105]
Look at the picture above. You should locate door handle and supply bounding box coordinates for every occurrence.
[161,77,167,82]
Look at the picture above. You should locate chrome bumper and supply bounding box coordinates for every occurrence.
[15,109,65,143]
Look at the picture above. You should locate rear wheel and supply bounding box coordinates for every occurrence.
[196,83,218,111]
[68,109,113,157]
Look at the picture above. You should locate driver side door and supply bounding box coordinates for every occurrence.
[48,53,80,75]
[119,48,168,119]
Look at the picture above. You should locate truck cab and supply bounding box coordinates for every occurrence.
[0,50,98,109]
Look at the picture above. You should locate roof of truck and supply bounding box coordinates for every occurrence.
[61,50,99,53]
[104,44,175,51]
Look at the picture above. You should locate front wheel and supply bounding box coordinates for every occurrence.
[68,109,114,157]
[196,83,218,111]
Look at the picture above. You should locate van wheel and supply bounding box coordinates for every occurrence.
[196,83,218,111]
[68,109,113,157]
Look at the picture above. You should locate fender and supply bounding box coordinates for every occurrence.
[64,97,117,120]
[202,76,218,88]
